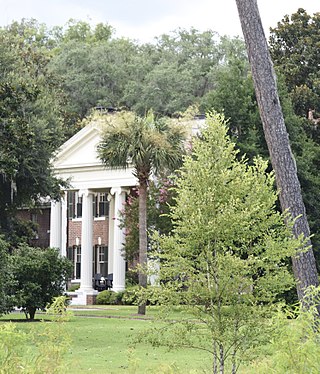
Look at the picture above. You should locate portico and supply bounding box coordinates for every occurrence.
[49,118,137,305]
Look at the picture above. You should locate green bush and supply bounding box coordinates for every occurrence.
[96,290,117,305]
[10,245,73,320]
[122,286,140,305]
[95,287,153,305]
[67,283,80,292]
[46,295,73,322]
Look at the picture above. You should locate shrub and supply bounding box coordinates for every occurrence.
[46,295,73,322]
[122,286,140,305]
[10,245,73,320]
[96,290,117,305]
[67,283,80,292]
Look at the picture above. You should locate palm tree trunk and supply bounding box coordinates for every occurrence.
[235,0,319,308]
[138,179,148,315]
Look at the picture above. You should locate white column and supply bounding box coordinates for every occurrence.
[110,187,127,292]
[60,192,68,257]
[107,193,115,275]
[49,200,62,250]
[79,189,95,292]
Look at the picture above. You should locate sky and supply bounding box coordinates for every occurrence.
[0,0,319,43]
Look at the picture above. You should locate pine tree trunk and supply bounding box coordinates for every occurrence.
[138,179,148,315]
[235,0,319,306]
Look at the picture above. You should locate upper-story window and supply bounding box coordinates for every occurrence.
[67,191,109,219]
[94,192,109,218]
[67,191,83,219]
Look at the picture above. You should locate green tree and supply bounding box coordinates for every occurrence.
[202,41,320,267]
[48,20,137,129]
[0,20,66,243]
[10,245,72,320]
[143,113,299,373]
[201,50,266,160]
[98,111,186,315]
[0,238,14,316]
[269,9,320,117]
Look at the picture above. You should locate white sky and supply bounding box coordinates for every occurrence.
[0,0,319,42]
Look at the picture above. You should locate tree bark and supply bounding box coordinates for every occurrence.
[27,306,36,320]
[138,179,148,315]
[235,0,319,305]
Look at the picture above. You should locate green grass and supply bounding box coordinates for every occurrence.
[0,308,211,373]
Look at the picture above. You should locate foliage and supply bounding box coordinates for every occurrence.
[95,287,140,305]
[268,9,320,262]
[47,23,248,120]
[201,50,266,161]
[98,111,186,181]
[46,295,73,322]
[246,286,320,373]
[0,20,67,244]
[67,283,80,292]
[96,290,118,305]
[0,238,14,316]
[10,245,72,320]
[202,41,320,268]
[121,177,176,262]
[0,321,70,374]
[140,113,300,373]
[269,9,320,116]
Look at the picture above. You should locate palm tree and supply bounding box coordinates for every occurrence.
[98,111,186,315]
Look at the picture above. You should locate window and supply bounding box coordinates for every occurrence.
[67,246,81,279]
[30,213,39,239]
[93,192,109,218]
[75,246,81,279]
[67,191,82,219]
[93,245,108,276]
[68,191,109,219]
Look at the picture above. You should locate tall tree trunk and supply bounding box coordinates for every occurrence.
[235,0,319,306]
[138,179,148,315]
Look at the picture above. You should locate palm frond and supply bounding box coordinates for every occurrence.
[98,111,187,179]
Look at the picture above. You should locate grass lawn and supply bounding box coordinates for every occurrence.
[0,306,211,373]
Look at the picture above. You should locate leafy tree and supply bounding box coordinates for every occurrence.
[201,51,266,160]
[48,20,136,128]
[142,113,299,373]
[124,28,222,116]
[269,9,320,117]
[235,0,319,309]
[98,111,186,315]
[0,20,66,243]
[0,238,14,316]
[10,245,72,320]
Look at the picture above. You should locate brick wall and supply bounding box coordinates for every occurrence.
[17,207,110,249]
[68,218,109,247]
[16,207,51,248]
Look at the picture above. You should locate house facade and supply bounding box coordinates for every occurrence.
[48,114,205,305]
[49,117,137,305]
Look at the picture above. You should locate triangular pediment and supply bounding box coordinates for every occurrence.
[52,117,137,191]
[53,120,104,170]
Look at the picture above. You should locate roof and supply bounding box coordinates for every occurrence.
[52,117,137,191]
